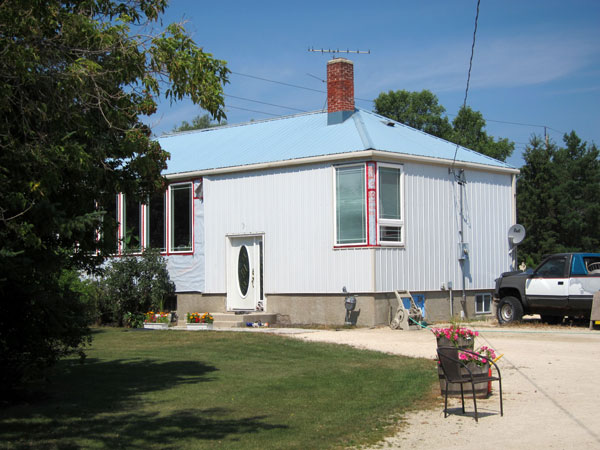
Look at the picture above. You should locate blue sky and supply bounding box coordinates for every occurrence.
[145,0,600,168]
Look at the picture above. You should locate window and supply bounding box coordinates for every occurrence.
[99,196,118,253]
[335,165,366,245]
[378,164,404,244]
[123,194,141,252]
[475,293,492,314]
[334,163,405,247]
[148,192,166,251]
[170,183,192,252]
[535,257,567,278]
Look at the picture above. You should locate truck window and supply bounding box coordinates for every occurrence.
[535,257,568,278]
[584,257,600,274]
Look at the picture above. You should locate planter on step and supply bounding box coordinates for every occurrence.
[187,322,213,330]
[438,362,490,399]
[144,323,169,330]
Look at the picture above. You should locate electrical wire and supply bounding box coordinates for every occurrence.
[225,94,307,113]
[451,0,481,168]
[225,105,281,117]
[230,71,373,103]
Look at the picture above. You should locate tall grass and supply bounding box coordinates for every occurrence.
[1,328,437,449]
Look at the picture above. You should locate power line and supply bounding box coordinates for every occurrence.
[225,105,281,117]
[230,70,563,136]
[230,70,374,103]
[225,94,307,113]
[452,0,481,166]
[231,71,325,94]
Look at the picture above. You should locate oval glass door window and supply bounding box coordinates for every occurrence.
[238,245,250,297]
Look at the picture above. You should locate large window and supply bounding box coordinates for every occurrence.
[148,192,166,251]
[106,181,195,255]
[378,165,404,244]
[334,163,405,247]
[170,183,193,252]
[335,165,366,245]
[123,194,141,252]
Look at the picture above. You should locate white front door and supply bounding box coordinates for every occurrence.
[227,235,263,311]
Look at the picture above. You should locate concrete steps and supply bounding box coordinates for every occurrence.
[178,312,277,329]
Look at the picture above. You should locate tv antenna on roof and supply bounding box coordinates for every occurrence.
[308,47,370,58]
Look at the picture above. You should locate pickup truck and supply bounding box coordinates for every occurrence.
[494,253,600,324]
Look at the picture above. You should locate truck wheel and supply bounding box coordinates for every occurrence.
[497,296,523,324]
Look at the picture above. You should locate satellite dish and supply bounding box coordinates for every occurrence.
[508,224,526,245]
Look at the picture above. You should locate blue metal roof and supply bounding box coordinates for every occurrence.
[157,108,515,175]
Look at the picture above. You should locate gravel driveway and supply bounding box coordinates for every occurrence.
[289,322,600,449]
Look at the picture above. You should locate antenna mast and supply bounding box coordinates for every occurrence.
[308,47,370,58]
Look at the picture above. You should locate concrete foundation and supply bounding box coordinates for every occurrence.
[175,289,495,326]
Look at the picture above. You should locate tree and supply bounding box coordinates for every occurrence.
[374,90,514,162]
[450,106,515,162]
[0,0,228,390]
[374,89,453,139]
[171,114,226,132]
[517,132,600,266]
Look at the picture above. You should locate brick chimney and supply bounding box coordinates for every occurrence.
[327,58,355,125]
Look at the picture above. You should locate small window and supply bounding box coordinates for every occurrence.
[475,293,492,314]
[584,257,600,275]
[378,164,404,244]
[170,183,192,252]
[335,165,366,245]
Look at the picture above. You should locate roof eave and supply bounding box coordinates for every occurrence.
[164,149,519,181]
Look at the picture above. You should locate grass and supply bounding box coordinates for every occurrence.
[1,328,438,449]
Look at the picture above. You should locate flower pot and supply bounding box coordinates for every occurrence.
[436,335,475,350]
[438,362,490,399]
[144,323,169,330]
[187,322,213,330]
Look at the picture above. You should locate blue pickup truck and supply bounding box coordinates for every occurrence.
[494,253,600,324]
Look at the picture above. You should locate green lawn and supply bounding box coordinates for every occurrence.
[1,328,437,449]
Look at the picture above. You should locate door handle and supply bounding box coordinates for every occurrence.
[558,281,564,285]
[251,269,255,288]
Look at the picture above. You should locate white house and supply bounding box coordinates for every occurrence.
[115,58,519,325]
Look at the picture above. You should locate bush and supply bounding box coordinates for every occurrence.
[97,249,175,326]
[0,268,92,393]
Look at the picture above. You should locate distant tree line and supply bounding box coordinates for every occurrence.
[517,132,599,266]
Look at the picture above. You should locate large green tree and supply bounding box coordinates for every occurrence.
[517,133,600,265]
[0,0,228,389]
[374,89,453,139]
[374,90,514,162]
[449,106,515,162]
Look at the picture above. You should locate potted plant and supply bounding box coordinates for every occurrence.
[431,324,478,350]
[437,346,497,399]
[143,311,170,329]
[186,312,214,330]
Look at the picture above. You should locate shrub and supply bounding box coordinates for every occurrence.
[97,249,175,326]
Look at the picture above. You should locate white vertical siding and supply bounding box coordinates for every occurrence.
[203,161,513,295]
[375,164,513,292]
[204,164,373,294]
[167,194,205,292]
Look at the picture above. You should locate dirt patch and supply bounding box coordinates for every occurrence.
[289,324,600,449]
